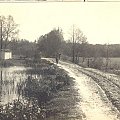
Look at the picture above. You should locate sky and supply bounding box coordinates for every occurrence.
[0,2,120,44]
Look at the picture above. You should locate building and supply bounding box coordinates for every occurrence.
[0,49,12,60]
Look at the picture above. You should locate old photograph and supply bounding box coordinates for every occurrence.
[0,0,120,2]
[0,2,120,120]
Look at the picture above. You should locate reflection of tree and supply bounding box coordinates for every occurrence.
[0,69,14,104]
[0,70,3,102]
[0,70,2,81]
[0,67,27,104]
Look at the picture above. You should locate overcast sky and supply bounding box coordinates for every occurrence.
[0,2,120,44]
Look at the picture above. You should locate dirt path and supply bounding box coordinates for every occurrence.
[46,58,120,120]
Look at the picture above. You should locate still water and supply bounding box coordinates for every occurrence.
[0,66,30,105]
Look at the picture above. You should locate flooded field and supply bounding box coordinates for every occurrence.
[2,59,119,120]
[0,66,31,105]
[0,60,81,120]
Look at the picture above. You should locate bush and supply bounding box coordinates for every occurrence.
[0,99,45,120]
[0,59,73,120]
[90,57,104,69]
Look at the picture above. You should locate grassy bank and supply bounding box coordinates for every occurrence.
[0,59,82,120]
[0,59,26,67]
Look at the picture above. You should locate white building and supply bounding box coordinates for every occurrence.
[0,49,12,60]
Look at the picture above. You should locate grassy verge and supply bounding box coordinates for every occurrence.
[0,59,82,120]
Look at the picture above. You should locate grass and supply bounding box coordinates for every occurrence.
[0,59,82,120]
[75,57,120,75]
[0,59,26,67]
[0,99,43,120]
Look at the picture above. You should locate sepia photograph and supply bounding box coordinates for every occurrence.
[0,0,120,2]
[0,2,120,120]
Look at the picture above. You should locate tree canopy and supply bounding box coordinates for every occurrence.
[0,15,19,49]
[37,28,63,57]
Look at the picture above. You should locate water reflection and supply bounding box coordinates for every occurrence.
[0,66,27,105]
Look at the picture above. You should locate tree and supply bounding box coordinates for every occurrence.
[7,39,37,58]
[0,15,19,50]
[69,25,87,63]
[37,28,64,57]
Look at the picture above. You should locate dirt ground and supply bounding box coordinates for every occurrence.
[47,58,120,120]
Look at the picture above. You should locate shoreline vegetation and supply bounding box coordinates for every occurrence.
[1,57,120,119]
[0,59,82,120]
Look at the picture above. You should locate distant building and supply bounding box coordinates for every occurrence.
[0,49,12,60]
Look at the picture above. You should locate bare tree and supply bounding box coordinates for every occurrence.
[69,25,87,63]
[105,43,110,71]
[0,15,19,50]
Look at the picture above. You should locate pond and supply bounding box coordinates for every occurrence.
[0,66,32,105]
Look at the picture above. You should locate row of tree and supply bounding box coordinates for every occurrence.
[1,15,120,62]
[37,25,88,63]
[62,43,120,58]
[7,39,37,58]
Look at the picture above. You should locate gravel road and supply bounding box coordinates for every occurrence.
[46,58,120,120]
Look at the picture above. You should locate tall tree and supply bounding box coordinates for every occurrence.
[69,25,87,63]
[37,28,63,57]
[0,15,19,50]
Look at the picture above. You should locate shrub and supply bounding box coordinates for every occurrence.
[90,57,104,69]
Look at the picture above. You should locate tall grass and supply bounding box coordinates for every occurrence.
[0,59,77,120]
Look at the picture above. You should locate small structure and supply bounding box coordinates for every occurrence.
[0,49,12,60]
